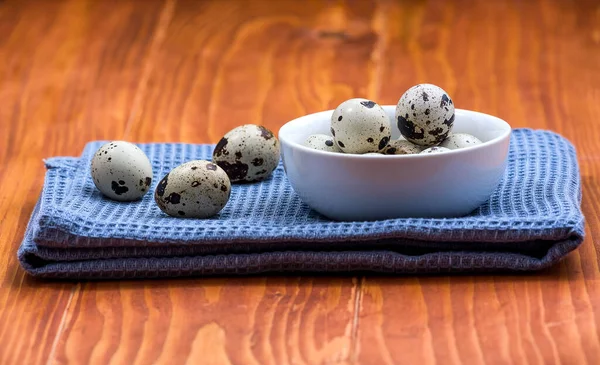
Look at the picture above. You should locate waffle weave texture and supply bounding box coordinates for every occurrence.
[17,129,585,279]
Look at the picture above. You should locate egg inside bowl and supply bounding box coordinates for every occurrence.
[278,106,511,221]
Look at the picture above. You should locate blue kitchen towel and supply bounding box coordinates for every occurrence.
[17,129,585,279]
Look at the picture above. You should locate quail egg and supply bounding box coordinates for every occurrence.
[213,124,280,183]
[381,139,423,155]
[440,133,483,150]
[90,141,153,201]
[330,98,391,154]
[420,146,451,154]
[363,152,383,155]
[395,84,455,147]
[304,134,342,153]
[154,160,231,218]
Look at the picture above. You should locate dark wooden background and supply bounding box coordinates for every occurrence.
[1,0,599,364]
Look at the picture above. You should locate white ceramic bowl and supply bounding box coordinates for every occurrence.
[278,107,511,221]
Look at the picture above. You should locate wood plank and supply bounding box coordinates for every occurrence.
[0,0,167,364]
[124,0,384,143]
[2,0,600,363]
[50,0,381,363]
[357,0,600,364]
[53,277,357,365]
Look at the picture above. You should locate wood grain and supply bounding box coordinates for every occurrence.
[357,1,600,364]
[0,0,167,364]
[53,277,356,365]
[1,0,600,364]
[52,2,379,363]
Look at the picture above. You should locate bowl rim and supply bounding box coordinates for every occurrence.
[278,107,512,159]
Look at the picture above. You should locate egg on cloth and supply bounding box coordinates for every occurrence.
[154,160,231,218]
[212,124,280,183]
[381,139,423,155]
[395,84,455,147]
[304,134,342,153]
[440,133,482,150]
[90,141,153,201]
[421,146,451,154]
[330,98,391,154]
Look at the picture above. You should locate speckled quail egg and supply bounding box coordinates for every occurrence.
[395,84,455,147]
[154,160,231,218]
[420,146,451,154]
[330,98,391,154]
[304,134,342,153]
[440,133,483,150]
[381,139,423,155]
[363,152,383,155]
[213,124,280,183]
[90,141,153,201]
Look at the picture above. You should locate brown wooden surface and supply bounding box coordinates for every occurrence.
[1,0,599,364]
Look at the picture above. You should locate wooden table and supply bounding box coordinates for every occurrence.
[1,0,599,364]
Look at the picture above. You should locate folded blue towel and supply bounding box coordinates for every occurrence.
[17,129,585,279]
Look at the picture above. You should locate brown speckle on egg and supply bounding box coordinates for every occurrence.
[154,160,231,218]
[396,84,455,147]
[212,124,280,183]
[382,139,423,155]
[258,125,274,139]
[215,160,249,181]
[421,146,451,154]
[304,134,342,153]
[360,100,376,108]
[91,141,153,201]
[331,98,391,154]
[111,181,129,195]
[440,133,482,150]
[166,192,181,204]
